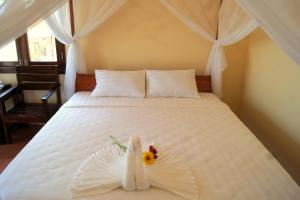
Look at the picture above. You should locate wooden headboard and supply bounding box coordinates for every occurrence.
[76,74,212,92]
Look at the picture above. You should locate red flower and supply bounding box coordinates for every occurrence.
[149,145,158,159]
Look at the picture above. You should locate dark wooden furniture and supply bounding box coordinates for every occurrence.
[75,73,212,92]
[0,66,61,144]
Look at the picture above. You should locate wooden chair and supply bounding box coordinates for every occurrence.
[0,66,61,144]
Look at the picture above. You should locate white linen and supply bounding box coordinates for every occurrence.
[236,0,300,66]
[45,0,126,99]
[144,147,199,200]
[205,0,258,97]
[123,137,136,190]
[146,70,199,98]
[123,136,149,190]
[130,137,149,190]
[71,138,199,200]
[92,70,145,97]
[63,92,222,108]
[0,0,66,48]
[71,146,124,198]
[0,92,299,200]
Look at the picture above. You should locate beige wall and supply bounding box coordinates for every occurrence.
[79,0,213,74]
[223,39,249,114]
[239,28,300,184]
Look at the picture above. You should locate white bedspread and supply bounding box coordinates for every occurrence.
[0,92,299,200]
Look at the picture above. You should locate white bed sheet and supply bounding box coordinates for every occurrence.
[0,92,299,200]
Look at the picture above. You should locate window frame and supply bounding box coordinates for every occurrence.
[0,33,66,74]
[0,0,75,74]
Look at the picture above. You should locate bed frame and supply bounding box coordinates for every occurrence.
[75,74,212,92]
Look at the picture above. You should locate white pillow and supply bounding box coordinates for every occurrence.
[91,70,145,97]
[146,69,199,98]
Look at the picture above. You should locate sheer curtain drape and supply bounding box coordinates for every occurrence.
[160,0,219,43]
[0,0,66,48]
[46,0,126,99]
[236,0,300,66]
[206,0,257,97]
[160,0,257,97]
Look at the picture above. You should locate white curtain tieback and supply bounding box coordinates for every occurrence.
[215,40,220,46]
[214,40,224,47]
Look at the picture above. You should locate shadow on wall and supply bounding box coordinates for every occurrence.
[222,37,249,115]
[240,101,300,185]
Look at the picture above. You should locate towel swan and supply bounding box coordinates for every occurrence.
[122,136,149,190]
[71,136,199,200]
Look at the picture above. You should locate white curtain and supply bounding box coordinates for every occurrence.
[46,0,126,99]
[0,0,67,48]
[236,0,300,66]
[160,0,257,97]
[205,0,257,97]
[160,0,220,43]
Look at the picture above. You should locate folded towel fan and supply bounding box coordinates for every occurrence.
[71,137,199,200]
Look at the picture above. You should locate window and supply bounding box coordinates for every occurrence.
[0,41,18,62]
[27,21,58,62]
[0,20,65,73]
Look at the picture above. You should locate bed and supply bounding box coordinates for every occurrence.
[0,74,299,200]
